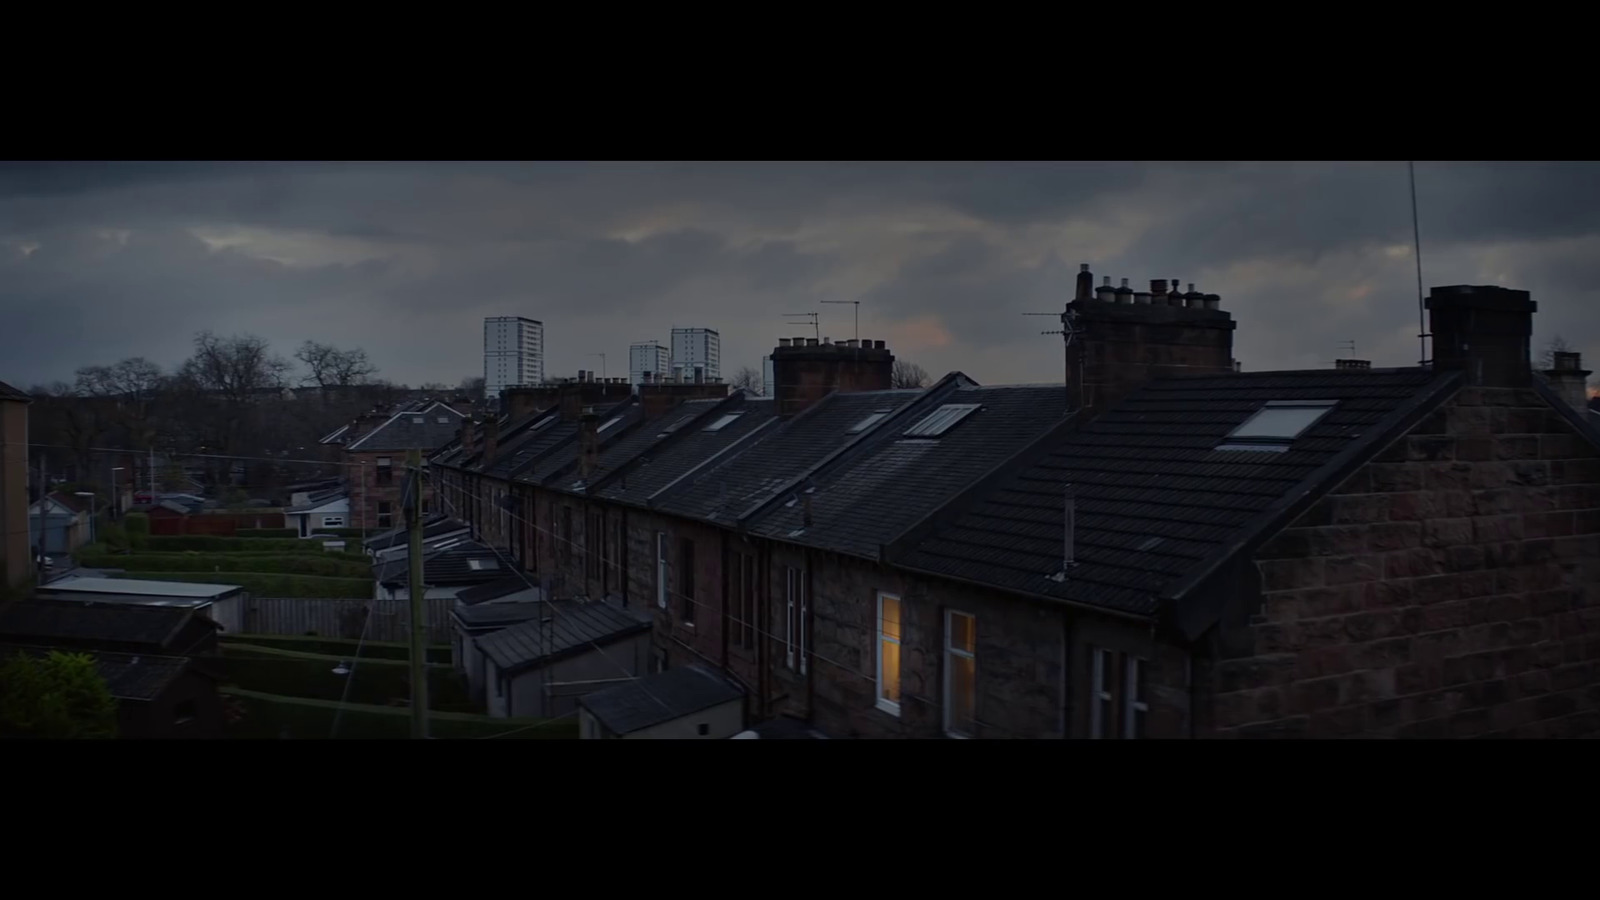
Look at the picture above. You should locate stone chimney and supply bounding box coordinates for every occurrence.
[770,336,895,418]
[578,407,601,480]
[1542,350,1592,414]
[483,417,500,466]
[1065,266,1236,418]
[460,418,477,458]
[1426,285,1537,387]
[639,379,730,421]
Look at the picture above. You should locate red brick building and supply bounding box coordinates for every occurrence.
[343,401,466,531]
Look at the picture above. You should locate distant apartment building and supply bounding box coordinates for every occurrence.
[484,317,545,400]
[629,342,672,388]
[670,327,720,381]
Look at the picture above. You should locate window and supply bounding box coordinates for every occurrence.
[412,416,425,424]
[375,457,393,486]
[376,501,392,530]
[704,413,743,432]
[944,611,976,738]
[599,416,624,433]
[733,553,756,651]
[1089,647,1113,739]
[560,507,573,567]
[656,532,668,609]
[586,510,603,581]
[467,558,498,571]
[1124,656,1148,739]
[174,699,197,725]
[784,567,799,670]
[876,592,902,715]
[437,416,450,424]
[653,647,668,673]
[904,404,981,438]
[322,516,345,529]
[847,410,892,434]
[1218,400,1337,452]
[679,538,696,624]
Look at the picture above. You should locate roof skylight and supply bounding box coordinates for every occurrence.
[598,417,624,433]
[904,404,981,438]
[659,415,695,436]
[847,411,892,434]
[704,413,743,432]
[1217,400,1337,451]
[467,558,500,571]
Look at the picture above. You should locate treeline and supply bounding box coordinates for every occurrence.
[26,333,485,499]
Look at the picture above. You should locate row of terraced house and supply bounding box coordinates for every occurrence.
[425,267,1600,739]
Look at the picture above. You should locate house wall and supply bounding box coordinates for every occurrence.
[2,398,31,589]
[1210,386,1600,738]
[347,450,420,532]
[612,509,728,674]
[624,697,743,739]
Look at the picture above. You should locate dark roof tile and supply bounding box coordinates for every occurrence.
[475,601,650,674]
[578,663,743,735]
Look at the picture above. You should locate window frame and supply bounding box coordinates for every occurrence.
[784,567,798,670]
[1089,647,1114,739]
[322,515,345,529]
[1124,655,1149,739]
[875,591,902,716]
[375,457,393,486]
[656,532,668,609]
[944,609,976,739]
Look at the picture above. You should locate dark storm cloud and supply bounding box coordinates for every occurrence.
[2,160,1597,390]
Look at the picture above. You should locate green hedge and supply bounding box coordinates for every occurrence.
[144,536,331,554]
[124,513,150,550]
[112,571,374,599]
[222,688,576,740]
[223,634,451,664]
[216,651,475,712]
[237,528,298,539]
[77,551,370,579]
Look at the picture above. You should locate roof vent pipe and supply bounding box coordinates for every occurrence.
[1076,263,1094,302]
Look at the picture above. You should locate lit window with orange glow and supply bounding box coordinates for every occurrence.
[876,593,902,716]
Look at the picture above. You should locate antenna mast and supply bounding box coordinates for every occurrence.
[820,300,860,343]
[1410,161,1429,367]
[783,312,819,342]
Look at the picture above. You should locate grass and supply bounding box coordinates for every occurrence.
[223,633,451,665]
[216,642,473,711]
[222,688,576,740]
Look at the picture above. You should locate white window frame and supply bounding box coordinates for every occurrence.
[1089,647,1113,739]
[798,571,808,675]
[321,516,345,528]
[944,609,976,738]
[1124,655,1149,740]
[784,567,796,669]
[656,532,668,609]
[875,592,901,717]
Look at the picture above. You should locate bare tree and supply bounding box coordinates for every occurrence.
[175,332,290,486]
[295,341,378,390]
[458,376,487,404]
[891,360,931,389]
[74,357,167,451]
[730,366,763,396]
[1537,336,1575,372]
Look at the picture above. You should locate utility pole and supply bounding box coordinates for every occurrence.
[821,300,860,343]
[405,447,429,738]
[149,447,156,499]
[589,353,607,380]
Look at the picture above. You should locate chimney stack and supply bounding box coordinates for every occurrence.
[482,417,500,465]
[1542,350,1592,415]
[578,407,600,481]
[770,334,895,418]
[1064,264,1236,418]
[1076,264,1094,302]
[460,419,477,458]
[1426,285,1537,387]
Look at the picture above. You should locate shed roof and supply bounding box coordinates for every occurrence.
[0,600,214,650]
[0,380,31,402]
[0,644,191,701]
[39,576,243,601]
[579,664,744,736]
[476,601,650,675]
[451,600,546,629]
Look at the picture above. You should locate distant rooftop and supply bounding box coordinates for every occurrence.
[37,576,244,601]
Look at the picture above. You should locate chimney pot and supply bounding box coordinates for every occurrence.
[1080,263,1089,272]
[1150,279,1168,295]
[807,338,819,346]
[779,338,791,347]
[1134,291,1152,305]
[875,340,886,350]
[1203,293,1221,311]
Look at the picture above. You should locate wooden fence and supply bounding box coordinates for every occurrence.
[241,596,457,644]
[148,510,287,537]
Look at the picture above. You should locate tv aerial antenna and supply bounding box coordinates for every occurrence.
[820,300,860,343]
[1022,308,1079,348]
[783,312,820,342]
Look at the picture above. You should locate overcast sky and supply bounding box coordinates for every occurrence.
[3,161,1597,391]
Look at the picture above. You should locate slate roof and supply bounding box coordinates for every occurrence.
[363,515,467,551]
[286,490,347,514]
[654,390,923,523]
[374,540,510,587]
[0,601,214,650]
[345,402,465,452]
[476,601,651,675]
[0,380,31,403]
[519,403,643,486]
[590,395,777,507]
[0,644,191,701]
[474,410,564,477]
[895,368,1460,620]
[44,492,90,514]
[455,576,539,606]
[579,663,744,736]
[744,382,1068,560]
[452,600,546,629]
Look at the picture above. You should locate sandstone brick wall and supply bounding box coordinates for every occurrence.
[1212,386,1600,738]
[347,450,421,531]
